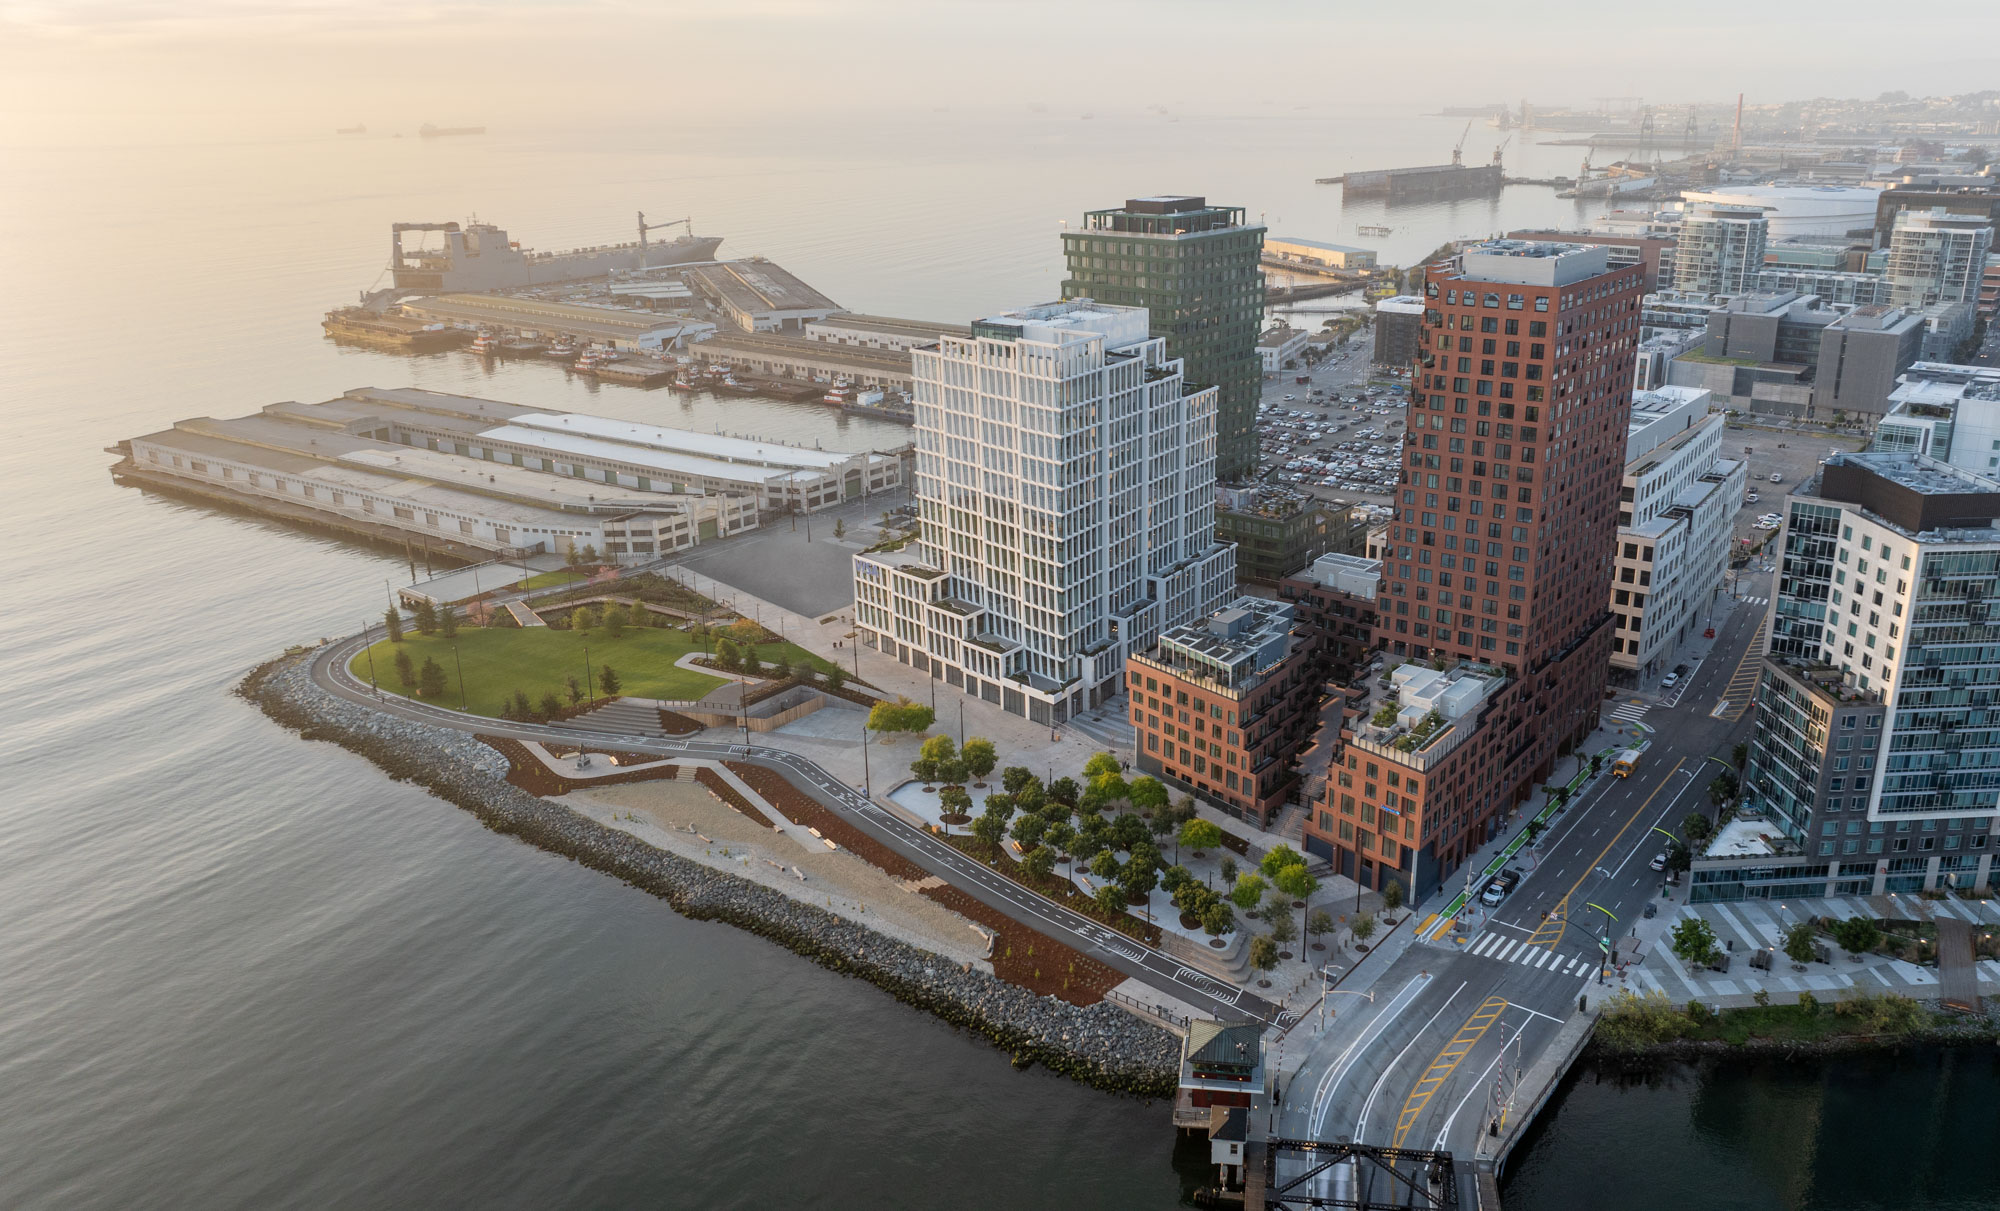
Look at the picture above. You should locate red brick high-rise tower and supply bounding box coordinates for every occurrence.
[1379,240,1643,795]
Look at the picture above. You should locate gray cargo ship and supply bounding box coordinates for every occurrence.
[388,213,724,292]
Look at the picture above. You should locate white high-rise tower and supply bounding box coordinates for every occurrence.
[853,300,1235,724]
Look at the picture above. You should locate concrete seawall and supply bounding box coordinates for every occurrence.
[239,649,1181,1098]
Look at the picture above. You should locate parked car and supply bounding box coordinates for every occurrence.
[1661,671,1680,689]
[1649,851,1669,872]
[1480,878,1507,906]
[1769,473,1784,483]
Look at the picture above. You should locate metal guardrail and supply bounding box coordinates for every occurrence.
[1106,987,1192,1031]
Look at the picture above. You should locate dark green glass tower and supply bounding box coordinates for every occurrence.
[1060,197,1265,481]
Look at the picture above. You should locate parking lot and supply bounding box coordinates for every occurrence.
[1253,328,1407,512]
[1726,424,1868,554]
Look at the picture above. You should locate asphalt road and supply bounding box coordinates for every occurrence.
[1273,573,1768,1197]
[304,631,1284,1026]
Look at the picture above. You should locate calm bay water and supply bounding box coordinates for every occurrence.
[1,110,1901,1209]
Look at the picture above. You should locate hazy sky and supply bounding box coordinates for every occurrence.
[4,0,1997,142]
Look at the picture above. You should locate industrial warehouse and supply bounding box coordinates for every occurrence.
[111,386,907,561]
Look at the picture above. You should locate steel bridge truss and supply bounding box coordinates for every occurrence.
[1264,1139,1460,1210]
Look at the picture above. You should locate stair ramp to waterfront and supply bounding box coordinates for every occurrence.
[504,600,547,627]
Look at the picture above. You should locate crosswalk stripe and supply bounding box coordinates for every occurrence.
[1533,950,1552,969]
[1473,934,1499,957]
[1496,940,1520,963]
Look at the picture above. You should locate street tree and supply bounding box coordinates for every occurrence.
[824,664,846,692]
[1120,862,1158,912]
[602,604,628,638]
[393,648,415,688]
[961,737,998,784]
[1178,818,1223,863]
[1045,821,1076,870]
[1230,873,1268,911]
[570,607,592,635]
[1681,811,1713,845]
[1351,911,1377,942]
[538,691,563,720]
[565,674,584,704]
[937,786,973,819]
[417,657,448,698]
[1160,865,1193,896]
[1047,777,1080,808]
[598,665,621,695]
[1273,863,1318,943]
[1001,766,1034,795]
[1083,751,1121,780]
[1249,935,1279,976]
[411,599,437,635]
[510,690,534,721]
[740,649,760,677]
[971,809,1008,853]
[1021,846,1057,883]
[1832,916,1880,958]
[1126,776,1169,817]
[580,545,598,564]
[1381,880,1405,912]
[1094,881,1128,918]
[1201,900,1236,937]
[833,519,846,540]
[1782,920,1819,966]
[1010,812,1047,850]
[1090,849,1120,880]
[1268,910,1297,946]
[1308,909,1337,942]
[714,638,739,669]
[1260,844,1306,879]
[1112,812,1149,853]
[1666,842,1692,877]
[1669,917,1720,966]
[383,608,403,643]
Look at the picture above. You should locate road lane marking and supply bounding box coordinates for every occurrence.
[1528,757,1689,949]
[1355,986,1469,1143]
[1309,975,1434,1139]
[1391,995,1507,1148]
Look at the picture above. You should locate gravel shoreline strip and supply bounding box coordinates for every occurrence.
[239,650,1180,1097]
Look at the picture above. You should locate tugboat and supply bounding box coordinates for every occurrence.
[573,348,603,375]
[822,380,855,405]
[469,331,499,357]
[670,372,695,391]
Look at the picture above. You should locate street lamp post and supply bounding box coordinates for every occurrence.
[584,645,595,706]
[452,643,467,711]
[361,619,379,697]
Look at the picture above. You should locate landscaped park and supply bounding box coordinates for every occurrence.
[348,600,845,721]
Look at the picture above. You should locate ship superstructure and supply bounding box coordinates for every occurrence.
[389,213,724,292]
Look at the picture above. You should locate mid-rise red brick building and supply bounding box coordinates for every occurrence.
[1303,240,1644,898]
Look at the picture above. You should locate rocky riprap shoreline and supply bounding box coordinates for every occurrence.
[240,651,1181,1097]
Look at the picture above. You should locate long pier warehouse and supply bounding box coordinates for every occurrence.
[112,386,907,561]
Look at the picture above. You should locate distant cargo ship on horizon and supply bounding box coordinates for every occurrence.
[385,213,723,293]
[419,123,486,138]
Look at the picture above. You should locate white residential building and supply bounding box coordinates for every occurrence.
[1673,202,1769,297]
[1609,386,1747,680]
[853,300,1235,724]
[1885,207,1995,309]
[1873,362,2000,469]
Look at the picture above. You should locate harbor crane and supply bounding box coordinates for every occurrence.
[1491,134,1510,166]
[1450,121,1470,166]
[636,211,692,249]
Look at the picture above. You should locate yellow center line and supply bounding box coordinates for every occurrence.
[1393,996,1507,1148]
[1527,757,1688,947]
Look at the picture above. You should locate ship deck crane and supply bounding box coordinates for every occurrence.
[637,211,692,249]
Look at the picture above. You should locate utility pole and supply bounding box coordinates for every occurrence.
[453,643,467,710]
[362,619,379,696]
[585,645,595,706]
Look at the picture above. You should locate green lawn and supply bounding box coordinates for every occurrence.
[518,569,586,590]
[351,626,736,716]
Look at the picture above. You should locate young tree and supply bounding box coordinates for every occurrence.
[824,664,846,692]
[1731,741,1749,769]
[1665,841,1692,877]
[740,648,761,677]
[1231,873,1268,911]
[1126,775,1169,817]
[714,638,739,670]
[1782,920,1819,966]
[771,653,791,680]
[598,665,621,695]
[1178,818,1223,862]
[961,737,998,784]
[833,518,846,540]
[971,808,1008,853]
[438,603,459,638]
[728,618,764,645]
[918,735,958,783]
[982,792,1016,825]
[1249,935,1280,976]
[1381,880,1405,912]
[1269,910,1298,946]
[393,647,416,688]
[1260,844,1307,879]
[383,607,404,643]
[1010,812,1048,851]
[511,690,534,721]
[1021,846,1057,883]
[1832,915,1880,959]
[418,657,448,698]
[1121,861,1159,911]
[1681,811,1713,845]
[1094,881,1129,917]
[580,544,599,564]
[1220,856,1239,885]
[1669,917,1720,966]
[602,604,628,638]
[563,537,580,566]
[1351,911,1377,942]
[566,674,584,704]
[1273,863,1319,942]
[1308,909,1337,941]
[538,691,564,720]
[413,599,438,635]
[570,607,593,635]
[1201,900,1236,938]
[1045,821,1076,871]
[1083,751,1121,780]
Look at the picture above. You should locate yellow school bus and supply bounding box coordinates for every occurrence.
[1612,748,1641,778]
